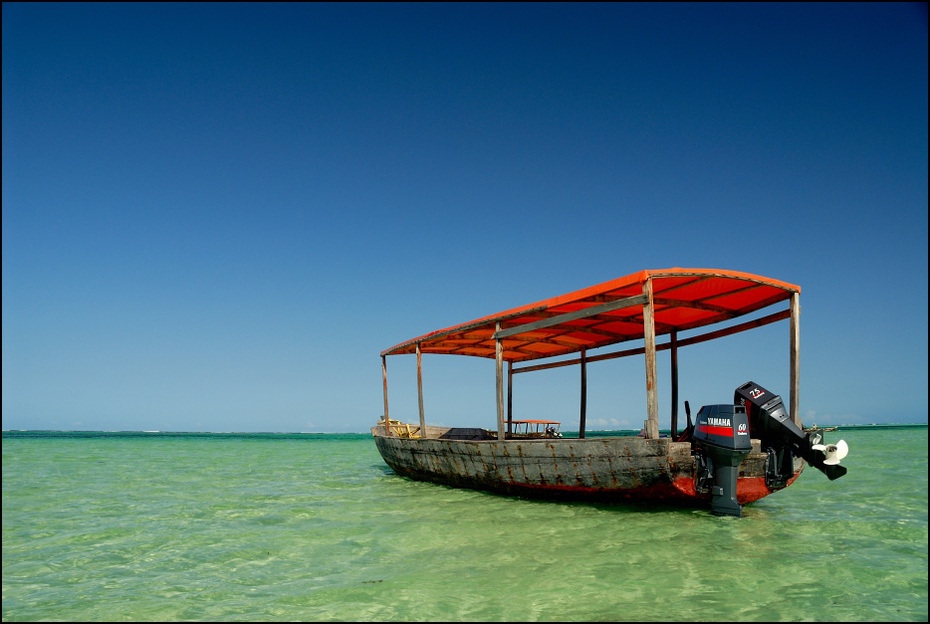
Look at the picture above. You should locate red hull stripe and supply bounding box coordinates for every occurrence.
[499,475,793,505]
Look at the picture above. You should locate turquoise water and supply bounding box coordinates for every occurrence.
[2,427,926,622]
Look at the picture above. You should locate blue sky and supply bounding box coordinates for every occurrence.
[3,3,927,433]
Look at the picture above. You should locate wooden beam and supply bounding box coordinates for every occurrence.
[496,322,505,441]
[511,308,792,374]
[670,330,678,439]
[507,361,513,435]
[643,279,659,439]
[790,292,800,425]
[383,305,547,356]
[381,355,390,436]
[494,295,649,339]
[579,347,587,439]
[416,343,426,438]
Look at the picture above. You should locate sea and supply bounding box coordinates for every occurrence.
[2,425,927,622]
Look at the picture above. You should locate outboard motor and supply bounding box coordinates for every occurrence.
[735,381,848,489]
[692,404,752,517]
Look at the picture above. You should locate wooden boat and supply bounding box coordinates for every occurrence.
[372,268,849,516]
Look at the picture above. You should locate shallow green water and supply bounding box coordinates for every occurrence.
[2,427,926,621]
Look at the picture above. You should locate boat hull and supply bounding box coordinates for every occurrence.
[372,426,803,507]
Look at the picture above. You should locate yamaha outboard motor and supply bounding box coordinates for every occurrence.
[692,404,752,517]
[735,381,848,489]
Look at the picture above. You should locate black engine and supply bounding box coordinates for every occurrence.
[735,381,848,486]
[691,403,752,517]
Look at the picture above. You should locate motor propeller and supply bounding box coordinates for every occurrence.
[812,439,849,465]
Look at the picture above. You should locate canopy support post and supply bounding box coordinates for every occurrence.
[670,330,679,439]
[789,292,800,425]
[507,361,513,435]
[579,347,587,438]
[382,355,391,436]
[496,322,505,441]
[643,278,660,439]
[416,343,426,438]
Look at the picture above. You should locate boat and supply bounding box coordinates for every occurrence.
[804,424,838,432]
[372,268,849,517]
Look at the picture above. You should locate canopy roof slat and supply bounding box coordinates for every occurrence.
[381,268,800,363]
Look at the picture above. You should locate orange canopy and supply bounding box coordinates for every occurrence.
[382,268,800,363]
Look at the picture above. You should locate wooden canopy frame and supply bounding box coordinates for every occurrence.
[381,268,801,441]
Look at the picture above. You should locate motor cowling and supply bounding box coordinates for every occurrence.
[692,404,752,517]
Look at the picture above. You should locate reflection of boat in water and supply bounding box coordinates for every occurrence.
[373,268,849,517]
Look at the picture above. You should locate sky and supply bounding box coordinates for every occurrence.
[3,3,927,433]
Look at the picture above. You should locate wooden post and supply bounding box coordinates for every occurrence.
[670,330,678,439]
[496,322,505,441]
[579,347,587,438]
[643,278,660,439]
[416,343,426,438]
[382,355,391,436]
[507,361,513,435]
[789,292,800,425]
